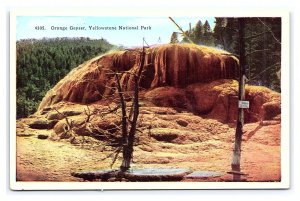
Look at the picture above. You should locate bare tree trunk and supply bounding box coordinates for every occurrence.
[120,76,138,172]
[120,47,146,172]
[115,73,128,146]
[231,18,246,181]
[115,72,130,172]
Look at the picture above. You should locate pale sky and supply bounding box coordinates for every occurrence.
[16,16,215,47]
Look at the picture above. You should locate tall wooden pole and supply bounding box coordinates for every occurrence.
[231,18,246,181]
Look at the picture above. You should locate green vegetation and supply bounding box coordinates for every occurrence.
[213,17,281,91]
[179,20,214,46]
[171,17,281,92]
[16,37,114,118]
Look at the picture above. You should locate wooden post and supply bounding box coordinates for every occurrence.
[231,18,246,181]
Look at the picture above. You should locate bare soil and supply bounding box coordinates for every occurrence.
[16,118,281,182]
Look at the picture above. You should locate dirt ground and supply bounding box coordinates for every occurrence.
[16,119,281,182]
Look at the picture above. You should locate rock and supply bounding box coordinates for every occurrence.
[64,110,82,116]
[262,101,281,120]
[70,137,80,144]
[149,128,206,144]
[176,119,188,127]
[72,168,191,182]
[59,131,74,139]
[40,107,52,115]
[37,134,49,139]
[145,87,188,109]
[146,80,280,123]
[34,44,280,124]
[139,145,153,152]
[37,44,239,111]
[107,177,117,182]
[47,113,64,120]
[47,110,82,120]
[71,170,119,181]
[150,128,179,142]
[28,119,59,129]
[17,133,34,137]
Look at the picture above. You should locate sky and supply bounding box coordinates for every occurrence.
[16,16,215,47]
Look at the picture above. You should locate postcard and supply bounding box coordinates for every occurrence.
[10,9,290,190]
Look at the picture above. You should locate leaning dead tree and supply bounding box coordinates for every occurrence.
[81,40,147,172]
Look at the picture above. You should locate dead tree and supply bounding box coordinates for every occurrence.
[84,43,147,172]
[54,108,75,139]
[119,45,146,172]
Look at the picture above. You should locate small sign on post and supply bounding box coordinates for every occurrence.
[238,101,249,109]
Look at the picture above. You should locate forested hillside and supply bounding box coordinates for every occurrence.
[16,37,114,118]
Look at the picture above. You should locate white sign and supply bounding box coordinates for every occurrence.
[238,101,249,108]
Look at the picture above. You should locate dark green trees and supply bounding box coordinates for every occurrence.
[16,37,113,118]
[170,17,281,91]
[180,20,214,46]
[202,20,214,46]
[191,20,203,44]
[213,17,281,91]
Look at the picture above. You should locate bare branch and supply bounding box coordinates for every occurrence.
[54,108,73,129]
[245,31,270,40]
[136,128,144,133]
[222,26,238,33]
[101,104,120,115]
[84,106,92,123]
[115,72,128,146]
[247,62,281,83]
[101,147,122,161]
[257,18,281,45]
[245,49,270,57]
[110,147,122,168]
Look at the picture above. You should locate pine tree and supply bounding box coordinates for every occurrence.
[202,20,214,46]
[203,20,211,34]
[213,17,226,49]
[191,20,203,44]
[170,32,179,43]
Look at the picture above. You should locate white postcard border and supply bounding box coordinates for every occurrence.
[10,9,290,190]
